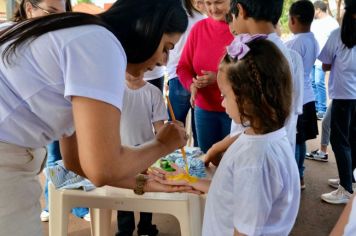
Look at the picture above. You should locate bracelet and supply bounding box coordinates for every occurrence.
[133,174,148,195]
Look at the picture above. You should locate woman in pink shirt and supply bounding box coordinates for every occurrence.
[177,0,233,153]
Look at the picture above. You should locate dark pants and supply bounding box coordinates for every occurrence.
[194,106,231,153]
[330,99,356,193]
[117,211,153,235]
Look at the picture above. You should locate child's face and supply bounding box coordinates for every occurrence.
[230,3,249,35]
[217,68,241,124]
[288,15,297,34]
[195,0,207,14]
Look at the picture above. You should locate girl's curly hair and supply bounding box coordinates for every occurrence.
[220,39,292,134]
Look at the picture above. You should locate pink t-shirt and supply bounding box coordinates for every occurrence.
[177,17,234,112]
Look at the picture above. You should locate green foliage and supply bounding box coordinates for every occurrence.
[280,0,295,35]
[77,0,92,3]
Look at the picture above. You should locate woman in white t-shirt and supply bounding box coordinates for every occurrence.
[151,35,300,235]
[0,0,190,235]
[320,1,356,205]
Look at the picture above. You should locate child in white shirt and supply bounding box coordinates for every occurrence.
[319,1,356,205]
[151,35,300,235]
[117,73,168,236]
[285,0,319,189]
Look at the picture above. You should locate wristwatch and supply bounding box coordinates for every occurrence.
[133,174,148,195]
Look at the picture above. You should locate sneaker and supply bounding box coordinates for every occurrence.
[300,177,306,190]
[40,210,49,222]
[321,185,352,204]
[83,213,91,222]
[328,178,340,189]
[305,149,328,162]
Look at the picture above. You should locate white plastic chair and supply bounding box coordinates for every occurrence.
[48,184,203,236]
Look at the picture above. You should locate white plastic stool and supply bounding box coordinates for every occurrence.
[48,184,203,236]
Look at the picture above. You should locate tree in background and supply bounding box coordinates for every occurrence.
[280,0,294,35]
[77,0,92,4]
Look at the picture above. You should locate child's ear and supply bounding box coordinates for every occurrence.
[289,16,295,25]
[237,3,247,19]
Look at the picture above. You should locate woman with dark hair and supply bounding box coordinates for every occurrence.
[320,0,356,205]
[0,0,188,235]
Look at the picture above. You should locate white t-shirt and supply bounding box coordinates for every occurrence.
[143,66,166,81]
[120,82,168,146]
[319,28,356,99]
[203,128,300,236]
[285,32,319,104]
[0,25,126,148]
[231,33,303,150]
[0,21,14,30]
[166,12,206,80]
[311,15,339,66]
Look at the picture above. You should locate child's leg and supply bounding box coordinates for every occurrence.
[137,212,158,235]
[298,142,306,178]
[320,102,332,152]
[117,211,135,235]
[295,143,305,178]
[71,207,89,218]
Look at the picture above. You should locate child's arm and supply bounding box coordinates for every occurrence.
[189,178,211,193]
[153,120,164,134]
[204,134,238,167]
[148,166,211,194]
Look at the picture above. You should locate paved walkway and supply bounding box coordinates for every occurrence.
[40,121,345,236]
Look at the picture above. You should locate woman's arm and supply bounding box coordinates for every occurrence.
[62,96,187,187]
[60,133,85,177]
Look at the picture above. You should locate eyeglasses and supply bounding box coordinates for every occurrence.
[29,1,56,15]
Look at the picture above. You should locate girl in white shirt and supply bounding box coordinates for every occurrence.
[0,0,190,235]
[320,1,356,205]
[151,35,300,236]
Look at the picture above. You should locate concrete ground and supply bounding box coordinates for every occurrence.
[40,121,346,236]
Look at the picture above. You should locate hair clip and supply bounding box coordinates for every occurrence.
[226,34,268,60]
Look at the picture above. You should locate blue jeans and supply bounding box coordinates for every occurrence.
[330,100,356,193]
[43,141,89,218]
[168,78,197,146]
[311,65,327,113]
[194,106,231,153]
[295,142,306,178]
